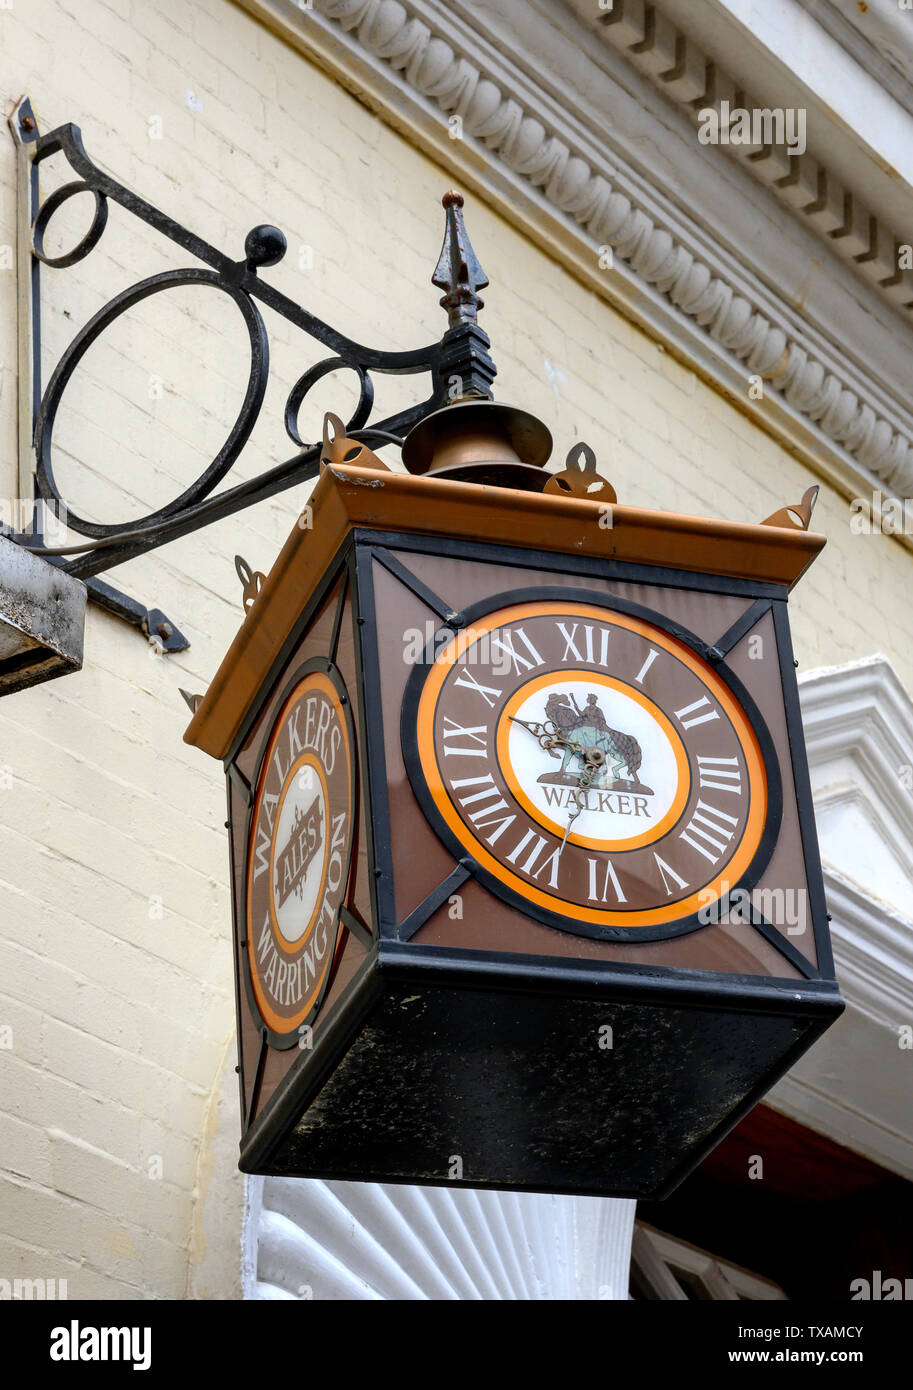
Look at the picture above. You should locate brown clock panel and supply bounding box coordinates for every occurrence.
[224,571,374,1132]
[368,544,824,980]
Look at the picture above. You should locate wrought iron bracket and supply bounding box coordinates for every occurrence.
[8,98,188,651]
[3,99,493,653]
[75,573,189,652]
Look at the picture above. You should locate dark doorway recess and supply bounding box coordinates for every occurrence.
[639,1105,913,1301]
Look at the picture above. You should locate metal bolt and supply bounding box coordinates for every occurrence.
[21,115,35,133]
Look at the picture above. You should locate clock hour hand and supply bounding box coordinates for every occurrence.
[508,714,562,757]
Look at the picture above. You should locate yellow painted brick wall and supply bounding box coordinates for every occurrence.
[0,0,911,1298]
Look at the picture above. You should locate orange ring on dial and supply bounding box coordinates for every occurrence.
[245,670,351,1033]
[416,601,767,930]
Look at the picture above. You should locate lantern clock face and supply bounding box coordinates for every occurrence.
[244,664,355,1046]
[407,599,776,940]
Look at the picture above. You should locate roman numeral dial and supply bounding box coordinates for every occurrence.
[407,597,772,942]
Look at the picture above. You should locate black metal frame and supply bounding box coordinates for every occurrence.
[359,531,833,977]
[240,942,841,1189]
[225,526,833,978]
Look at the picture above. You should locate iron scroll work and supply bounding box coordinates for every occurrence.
[6,98,494,644]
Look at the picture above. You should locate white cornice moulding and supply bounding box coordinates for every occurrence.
[820,868,913,1025]
[796,0,913,122]
[698,0,913,205]
[568,0,913,314]
[240,0,913,539]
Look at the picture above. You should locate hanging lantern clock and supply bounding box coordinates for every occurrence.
[184,194,843,1197]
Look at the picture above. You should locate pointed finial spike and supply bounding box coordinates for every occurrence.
[433,190,489,329]
[430,191,498,401]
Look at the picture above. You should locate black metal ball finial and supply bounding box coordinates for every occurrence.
[244,224,287,269]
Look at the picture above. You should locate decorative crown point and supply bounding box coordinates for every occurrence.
[442,190,464,209]
[543,441,617,504]
[235,553,266,613]
[761,484,819,531]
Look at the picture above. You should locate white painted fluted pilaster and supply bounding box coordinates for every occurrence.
[246,1175,636,1300]
[765,655,913,1181]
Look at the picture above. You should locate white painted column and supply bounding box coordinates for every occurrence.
[246,1176,635,1300]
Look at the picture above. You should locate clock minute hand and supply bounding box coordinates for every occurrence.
[558,791,583,855]
[555,743,605,861]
